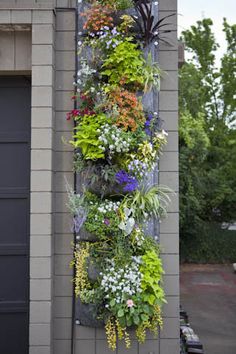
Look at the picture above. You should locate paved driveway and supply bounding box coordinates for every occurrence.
[180,264,236,354]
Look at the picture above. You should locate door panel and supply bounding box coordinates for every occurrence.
[0,76,31,354]
[0,255,28,300]
[0,142,30,190]
[0,313,28,353]
[0,198,28,245]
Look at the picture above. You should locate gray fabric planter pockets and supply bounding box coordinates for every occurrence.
[76,298,104,328]
[76,226,98,242]
[87,258,101,283]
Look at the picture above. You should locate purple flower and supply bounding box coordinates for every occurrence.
[115,170,138,192]
[144,113,155,136]
[73,209,87,233]
[116,170,129,184]
[111,27,118,35]
[123,179,138,192]
[104,218,110,226]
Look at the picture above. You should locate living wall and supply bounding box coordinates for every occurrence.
[66,0,172,350]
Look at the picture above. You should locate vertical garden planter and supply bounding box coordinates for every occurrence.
[66,0,173,351]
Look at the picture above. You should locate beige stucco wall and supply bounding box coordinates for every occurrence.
[0,6,56,354]
[0,0,179,353]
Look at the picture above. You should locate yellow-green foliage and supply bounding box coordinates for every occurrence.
[71,243,90,297]
[71,114,108,160]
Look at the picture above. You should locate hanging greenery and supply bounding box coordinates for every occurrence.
[66,0,172,350]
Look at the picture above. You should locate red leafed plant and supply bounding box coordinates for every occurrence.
[81,4,114,32]
[107,88,145,131]
[67,93,95,120]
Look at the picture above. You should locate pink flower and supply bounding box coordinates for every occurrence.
[104,218,110,226]
[126,299,134,308]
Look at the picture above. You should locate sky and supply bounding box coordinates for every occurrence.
[178,0,236,64]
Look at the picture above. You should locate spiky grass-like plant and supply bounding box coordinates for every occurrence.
[131,0,175,47]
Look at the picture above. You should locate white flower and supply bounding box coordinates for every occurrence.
[162,129,168,137]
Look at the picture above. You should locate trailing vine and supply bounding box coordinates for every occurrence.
[66,0,173,350]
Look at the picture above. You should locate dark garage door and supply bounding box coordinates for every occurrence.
[0,77,31,353]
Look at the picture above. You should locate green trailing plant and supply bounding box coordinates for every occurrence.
[101,39,146,89]
[102,41,162,92]
[140,250,166,305]
[71,114,109,160]
[71,243,90,297]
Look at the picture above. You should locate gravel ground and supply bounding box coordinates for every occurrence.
[180,264,236,354]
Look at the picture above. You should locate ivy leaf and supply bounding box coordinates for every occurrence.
[130,307,135,314]
[127,318,132,327]
[147,294,156,305]
[118,309,125,317]
[119,317,126,328]
[110,299,115,307]
[141,314,149,322]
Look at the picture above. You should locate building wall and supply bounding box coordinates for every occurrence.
[0,5,56,354]
[0,0,179,353]
[159,1,179,352]
[53,6,75,354]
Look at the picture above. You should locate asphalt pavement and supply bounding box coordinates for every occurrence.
[180,264,236,354]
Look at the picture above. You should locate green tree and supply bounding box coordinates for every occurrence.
[179,111,209,238]
[220,18,236,124]
[179,18,236,247]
